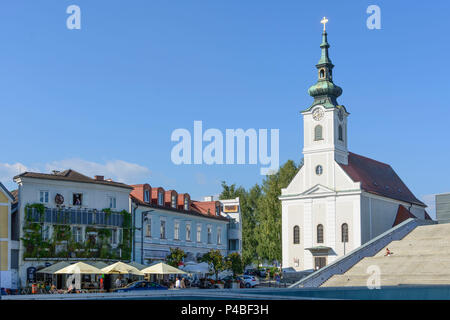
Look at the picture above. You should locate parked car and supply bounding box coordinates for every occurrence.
[239,275,260,288]
[244,269,258,276]
[222,276,243,289]
[114,281,167,292]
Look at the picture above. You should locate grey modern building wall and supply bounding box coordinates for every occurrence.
[436,193,450,224]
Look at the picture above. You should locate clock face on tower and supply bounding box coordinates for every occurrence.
[312,107,324,121]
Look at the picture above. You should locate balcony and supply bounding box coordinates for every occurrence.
[26,207,125,228]
[227,223,240,240]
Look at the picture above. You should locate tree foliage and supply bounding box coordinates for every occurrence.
[199,249,226,281]
[219,159,301,267]
[166,247,187,268]
[225,252,244,278]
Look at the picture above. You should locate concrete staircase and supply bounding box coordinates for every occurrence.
[322,223,450,287]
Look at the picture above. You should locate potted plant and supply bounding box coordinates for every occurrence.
[215,280,224,289]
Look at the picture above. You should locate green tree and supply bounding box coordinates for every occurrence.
[255,160,300,265]
[199,249,225,281]
[166,247,187,268]
[225,252,244,278]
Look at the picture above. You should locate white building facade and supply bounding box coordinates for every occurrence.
[219,197,242,255]
[280,25,429,272]
[13,170,133,287]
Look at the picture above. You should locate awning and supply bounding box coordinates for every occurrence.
[304,246,332,253]
[141,262,187,275]
[37,261,71,274]
[143,249,170,260]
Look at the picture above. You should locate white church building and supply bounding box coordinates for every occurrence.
[280,20,431,272]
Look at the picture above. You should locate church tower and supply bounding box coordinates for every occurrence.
[301,18,349,189]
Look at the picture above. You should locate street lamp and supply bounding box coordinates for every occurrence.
[140,210,155,264]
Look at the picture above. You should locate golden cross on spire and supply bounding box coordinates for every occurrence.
[320,16,328,31]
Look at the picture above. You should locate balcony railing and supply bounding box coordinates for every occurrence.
[26,207,125,228]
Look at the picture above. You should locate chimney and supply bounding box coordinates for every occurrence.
[203,196,214,202]
[94,175,104,181]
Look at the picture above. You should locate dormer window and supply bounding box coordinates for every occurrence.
[158,191,164,206]
[184,197,189,210]
[144,190,150,202]
[171,195,177,208]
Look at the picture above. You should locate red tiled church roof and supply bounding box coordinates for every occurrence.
[392,205,416,227]
[339,152,425,207]
[190,200,220,216]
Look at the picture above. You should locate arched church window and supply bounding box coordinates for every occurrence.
[338,125,343,141]
[341,223,349,243]
[317,224,324,243]
[293,226,300,244]
[314,125,323,141]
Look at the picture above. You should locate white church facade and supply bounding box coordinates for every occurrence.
[280,19,431,272]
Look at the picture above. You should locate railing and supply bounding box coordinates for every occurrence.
[290,218,437,288]
[26,207,124,228]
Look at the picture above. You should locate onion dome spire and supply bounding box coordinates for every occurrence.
[306,17,343,110]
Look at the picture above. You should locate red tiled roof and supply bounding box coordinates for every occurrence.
[131,195,228,222]
[392,205,416,227]
[10,190,18,205]
[191,200,220,216]
[339,152,425,206]
[130,184,151,203]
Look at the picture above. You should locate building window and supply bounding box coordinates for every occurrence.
[197,225,202,242]
[110,229,117,245]
[171,195,177,208]
[186,223,191,241]
[145,219,152,237]
[174,221,180,240]
[73,226,82,243]
[216,205,221,216]
[158,191,164,206]
[42,225,50,241]
[317,224,324,243]
[73,193,83,206]
[338,125,343,141]
[217,227,222,245]
[341,223,349,243]
[315,165,323,176]
[144,190,150,202]
[314,125,323,141]
[319,68,325,79]
[160,220,166,239]
[293,226,300,244]
[40,191,49,204]
[207,226,212,244]
[184,197,189,210]
[109,197,116,209]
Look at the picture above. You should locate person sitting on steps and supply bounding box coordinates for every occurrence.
[384,248,394,256]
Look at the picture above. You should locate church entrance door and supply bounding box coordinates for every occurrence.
[314,257,327,270]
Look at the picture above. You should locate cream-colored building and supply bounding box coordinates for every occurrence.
[0,182,19,290]
[280,25,431,272]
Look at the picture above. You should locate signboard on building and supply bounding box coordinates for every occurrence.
[223,205,239,213]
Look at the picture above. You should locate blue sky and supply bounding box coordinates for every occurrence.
[0,1,449,217]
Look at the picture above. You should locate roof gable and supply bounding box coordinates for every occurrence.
[339,152,425,206]
[392,205,416,227]
[0,182,14,202]
[14,169,133,190]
